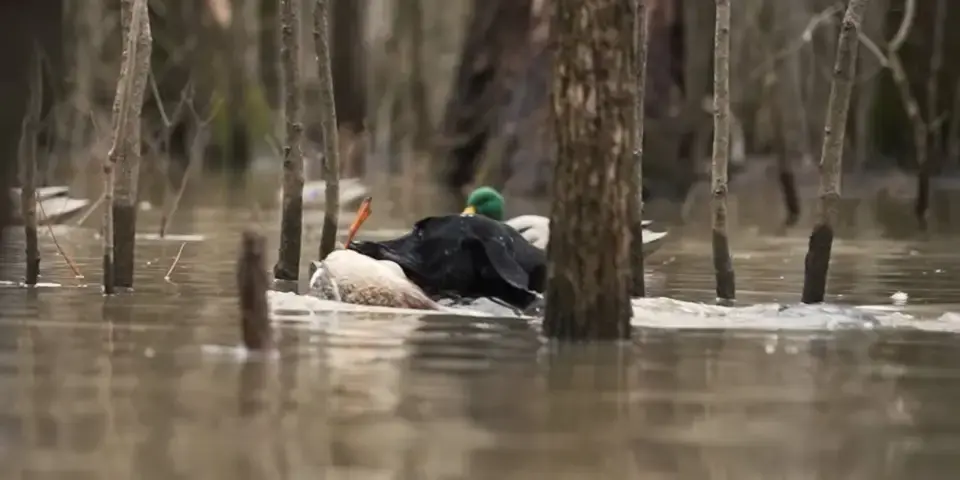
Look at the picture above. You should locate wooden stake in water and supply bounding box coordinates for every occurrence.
[802,0,871,303]
[274,0,305,282]
[111,0,153,288]
[238,230,272,351]
[629,0,650,298]
[710,0,736,303]
[19,50,42,286]
[314,0,341,261]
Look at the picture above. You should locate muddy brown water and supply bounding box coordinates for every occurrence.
[2,188,960,479]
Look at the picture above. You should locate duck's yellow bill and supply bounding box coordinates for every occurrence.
[345,197,372,247]
[462,206,476,215]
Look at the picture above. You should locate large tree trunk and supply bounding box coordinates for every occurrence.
[331,0,367,178]
[0,0,61,269]
[544,0,633,341]
[435,0,534,208]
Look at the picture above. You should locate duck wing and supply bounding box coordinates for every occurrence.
[464,216,548,293]
[474,236,531,292]
[408,215,536,294]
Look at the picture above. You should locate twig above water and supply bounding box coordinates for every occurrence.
[75,190,105,227]
[36,196,84,279]
[164,242,187,282]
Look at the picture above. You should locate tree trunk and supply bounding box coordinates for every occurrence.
[20,52,42,286]
[544,0,633,341]
[107,0,152,291]
[710,0,735,302]
[629,0,650,297]
[331,0,367,178]
[435,0,534,207]
[274,0,305,284]
[802,0,870,304]
[773,0,809,226]
[851,0,887,170]
[331,0,366,132]
[315,0,341,261]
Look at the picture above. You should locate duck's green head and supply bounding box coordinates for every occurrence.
[463,186,505,221]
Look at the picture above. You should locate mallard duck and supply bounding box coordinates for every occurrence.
[8,186,90,225]
[346,203,546,310]
[462,186,668,254]
[306,198,443,310]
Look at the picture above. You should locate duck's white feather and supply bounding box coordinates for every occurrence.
[503,215,667,254]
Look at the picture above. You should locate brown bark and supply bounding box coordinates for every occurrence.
[629,0,650,298]
[238,230,272,351]
[20,52,42,286]
[544,0,632,341]
[331,0,367,132]
[104,0,152,293]
[710,0,735,303]
[331,0,367,178]
[436,0,534,207]
[274,0,305,282]
[802,0,871,304]
[314,0,341,261]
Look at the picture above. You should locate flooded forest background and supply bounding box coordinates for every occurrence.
[1,0,959,234]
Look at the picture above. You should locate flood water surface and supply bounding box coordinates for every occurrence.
[3,200,960,479]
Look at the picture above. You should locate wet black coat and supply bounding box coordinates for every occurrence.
[348,214,546,308]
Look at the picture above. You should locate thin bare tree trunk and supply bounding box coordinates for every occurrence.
[20,51,43,286]
[242,0,262,78]
[104,0,152,293]
[545,0,633,340]
[274,0,305,283]
[880,0,925,227]
[314,0,341,260]
[238,230,272,351]
[948,79,960,163]
[628,0,649,298]
[851,0,886,171]
[711,0,735,303]
[927,0,946,156]
[773,0,808,226]
[802,0,870,304]
[66,0,105,181]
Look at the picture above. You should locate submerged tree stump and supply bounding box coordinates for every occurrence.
[103,0,151,293]
[238,230,272,351]
[274,0,305,282]
[802,0,871,304]
[544,0,633,341]
[710,0,735,303]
